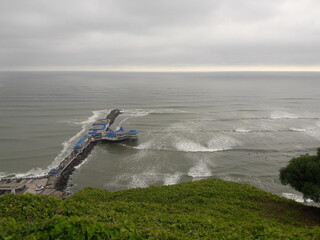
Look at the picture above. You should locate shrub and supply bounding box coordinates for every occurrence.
[1,179,320,239]
[280,149,320,202]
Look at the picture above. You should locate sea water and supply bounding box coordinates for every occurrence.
[0,71,319,202]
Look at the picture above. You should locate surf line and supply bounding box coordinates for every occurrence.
[0,109,138,198]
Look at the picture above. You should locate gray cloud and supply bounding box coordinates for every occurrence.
[0,0,319,69]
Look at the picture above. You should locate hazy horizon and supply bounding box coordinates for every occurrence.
[1,68,320,73]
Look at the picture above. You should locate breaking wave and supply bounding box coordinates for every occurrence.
[174,135,239,153]
[76,109,109,125]
[74,156,91,170]
[235,128,251,133]
[134,119,240,153]
[115,109,151,127]
[187,160,213,179]
[174,139,221,152]
[128,169,160,189]
[134,141,157,150]
[289,128,306,132]
[123,108,187,117]
[5,110,108,178]
[134,136,238,153]
[114,108,188,127]
[282,193,312,203]
[164,172,182,185]
[268,111,319,120]
[269,111,300,120]
[306,129,320,139]
[304,121,320,140]
[47,110,108,171]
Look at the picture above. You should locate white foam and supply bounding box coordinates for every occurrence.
[129,175,149,188]
[47,125,87,170]
[220,175,241,182]
[117,117,129,126]
[125,109,152,118]
[270,111,300,120]
[128,170,159,189]
[282,193,312,203]
[119,108,187,125]
[235,128,251,133]
[14,168,47,178]
[134,141,154,150]
[114,109,152,127]
[175,139,219,152]
[1,168,49,179]
[207,135,239,151]
[1,166,49,179]
[289,128,306,132]
[10,110,107,178]
[76,109,109,124]
[188,160,212,179]
[152,109,187,114]
[74,157,89,170]
[164,172,182,185]
[13,128,87,177]
[50,110,108,169]
[304,122,320,139]
[306,128,320,139]
[115,108,171,127]
[174,135,239,153]
[133,138,169,151]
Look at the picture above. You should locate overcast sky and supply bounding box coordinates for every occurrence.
[1,0,319,71]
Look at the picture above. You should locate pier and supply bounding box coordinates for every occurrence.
[0,109,138,198]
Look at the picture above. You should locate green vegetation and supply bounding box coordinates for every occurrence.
[280,148,320,202]
[1,179,320,239]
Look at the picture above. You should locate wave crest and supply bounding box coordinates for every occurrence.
[175,135,239,153]
[270,111,300,120]
[289,128,306,132]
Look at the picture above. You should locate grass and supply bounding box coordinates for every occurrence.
[1,178,320,239]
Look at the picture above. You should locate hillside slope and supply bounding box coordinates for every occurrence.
[1,179,320,239]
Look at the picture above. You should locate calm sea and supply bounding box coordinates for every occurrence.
[0,71,319,202]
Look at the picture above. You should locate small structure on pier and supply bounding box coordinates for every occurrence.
[72,120,138,151]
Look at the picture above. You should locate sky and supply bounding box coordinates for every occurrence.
[0,0,320,71]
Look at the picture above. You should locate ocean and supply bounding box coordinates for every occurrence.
[0,71,319,202]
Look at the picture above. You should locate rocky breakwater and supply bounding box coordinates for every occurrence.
[54,142,96,191]
[53,109,122,191]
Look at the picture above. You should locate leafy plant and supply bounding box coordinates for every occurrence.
[1,179,320,239]
[280,147,320,202]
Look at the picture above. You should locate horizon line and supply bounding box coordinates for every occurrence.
[1,66,320,72]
